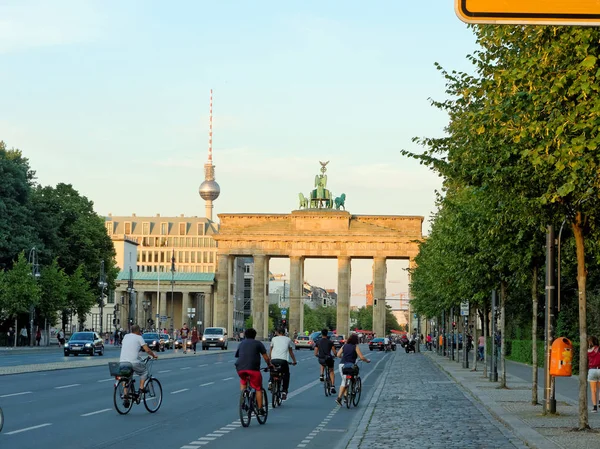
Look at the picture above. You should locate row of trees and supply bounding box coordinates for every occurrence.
[403,25,600,429]
[0,142,118,339]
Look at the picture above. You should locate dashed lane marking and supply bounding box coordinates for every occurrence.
[159,369,172,373]
[81,408,111,417]
[181,367,192,370]
[97,378,114,383]
[200,382,214,387]
[55,384,80,389]
[0,391,32,398]
[172,388,190,394]
[5,423,52,435]
[198,364,208,367]
[222,377,233,381]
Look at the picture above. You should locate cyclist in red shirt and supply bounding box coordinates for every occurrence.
[235,328,273,414]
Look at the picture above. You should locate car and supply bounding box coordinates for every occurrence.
[294,335,314,350]
[160,333,173,349]
[368,337,385,351]
[142,332,165,352]
[202,327,228,350]
[331,335,345,350]
[64,331,104,357]
[310,331,334,347]
[174,337,192,350]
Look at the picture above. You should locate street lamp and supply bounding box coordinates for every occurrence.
[126,267,135,331]
[170,250,175,334]
[142,298,151,330]
[98,260,108,335]
[28,248,41,346]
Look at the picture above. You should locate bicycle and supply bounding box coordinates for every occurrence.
[323,363,332,397]
[0,405,4,432]
[270,365,283,408]
[341,361,363,409]
[239,368,269,427]
[109,357,162,415]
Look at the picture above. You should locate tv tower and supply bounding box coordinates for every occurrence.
[199,89,220,221]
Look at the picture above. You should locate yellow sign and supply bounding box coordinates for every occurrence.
[455,0,600,25]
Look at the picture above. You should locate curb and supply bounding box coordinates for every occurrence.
[0,349,236,376]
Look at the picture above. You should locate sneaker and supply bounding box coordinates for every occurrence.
[123,400,130,408]
[282,392,287,401]
[257,408,266,416]
[593,406,598,413]
[268,382,272,391]
[319,375,324,382]
[331,387,336,394]
[335,397,342,406]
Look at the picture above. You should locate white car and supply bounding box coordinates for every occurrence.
[202,327,228,350]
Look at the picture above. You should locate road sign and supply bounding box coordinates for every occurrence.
[281,308,287,316]
[455,0,600,25]
[155,313,160,318]
[460,301,470,316]
[160,315,167,320]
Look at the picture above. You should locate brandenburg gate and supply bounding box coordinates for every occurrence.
[213,163,422,340]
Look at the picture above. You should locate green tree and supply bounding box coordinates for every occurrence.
[0,253,41,345]
[385,304,400,334]
[0,142,37,269]
[66,264,95,331]
[38,258,69,328]
[355,306,373,331]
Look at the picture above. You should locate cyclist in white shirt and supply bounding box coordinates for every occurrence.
[269,327,297,400]
[383,336,390,351]
[119,324,158,393]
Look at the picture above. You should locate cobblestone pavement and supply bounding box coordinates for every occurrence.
[346,351,527,449]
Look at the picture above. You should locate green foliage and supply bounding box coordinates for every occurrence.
[66,265,95,329]
[38,259,69,326]
[354,306,373,331]
[302,304,337,333]
[385,304,401,334]
[0,252,41,320]
[505,340,545,368]
[244,316,253,330]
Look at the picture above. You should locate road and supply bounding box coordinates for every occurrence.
[0,344,391,449]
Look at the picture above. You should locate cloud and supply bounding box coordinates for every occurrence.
[0,1,106,53]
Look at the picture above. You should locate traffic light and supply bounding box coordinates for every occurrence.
[323,298,327,307]
[452,321,456,328]
[282,319,287,327]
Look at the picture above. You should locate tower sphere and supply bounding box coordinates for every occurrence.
[199,179,220,201]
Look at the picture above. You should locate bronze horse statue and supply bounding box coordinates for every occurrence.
[334,193,346,210]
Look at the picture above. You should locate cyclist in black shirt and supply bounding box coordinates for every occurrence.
[314,328,336,394]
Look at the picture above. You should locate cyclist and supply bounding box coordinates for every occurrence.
[314,328,336,395]
[269,327,297,400]
[335,333,369,406]
[235,328,273,415]
[119,324,158,406]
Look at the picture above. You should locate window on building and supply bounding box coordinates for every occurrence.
[209,252,214,264]
[197,223,204,236]
[161,222,168,235]
[191,252,195,263]
[179,222,186,235]
[178,251,183,263]
[125,222,132,234]
[179,237,184,247]
[105,222,113,234]
[185,252,189,263]
[186,237,191,247]
[160,251,164,263]
[244,264,251,274]
[142,222,149,235]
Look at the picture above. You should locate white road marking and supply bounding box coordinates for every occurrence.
[97,378,114,383]
[200,382,214,387]
[5,423,52,435]
[81,408,111,417]
[198,437,216,441]
[214,362,223,365]
[158,370,172,373]
[181,367,191,370]
[171,388,189,394]
[222,377,233,381]
[206,433,224,437]
[54,384,80,389]
[198,364,207,367]
[0,391,32,398]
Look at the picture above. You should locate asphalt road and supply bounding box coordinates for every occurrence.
[0,344,123,366]
[0,344,391,449]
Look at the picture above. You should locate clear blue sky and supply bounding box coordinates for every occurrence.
[0,0,478,302]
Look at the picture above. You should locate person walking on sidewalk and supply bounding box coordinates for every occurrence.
[191,326,200,354]
[588,336,600,413]
[35,327,41,346]
[180,323,190,354]
[478,334,485,361]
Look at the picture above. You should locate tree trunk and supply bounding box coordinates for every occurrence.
[472,307,478,371]
[500,280,507,388]
[482,306,488,378]
[573,213,589,430]
[532,264,539,405]
[14,317,17,348]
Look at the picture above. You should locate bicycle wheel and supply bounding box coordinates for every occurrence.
[0,406,4,432]
[114,379,134,415]
[324,367,331,396]
[255,388,268,425]
[346,378,354,409]
[352,377,362,406]
[272,379,280,408]
[143,378,163,413]
[239,390,251,427]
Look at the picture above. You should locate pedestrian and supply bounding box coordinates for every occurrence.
[57,328,65,346]
[35,326,42,346]
[180,323,190,354]
[478,334,485,361]
[588,336,600,413]
[191,326,200,354]
[7,327,15,347]
[426,334,432,351]
[19,326,28,346]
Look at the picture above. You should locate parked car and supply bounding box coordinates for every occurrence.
[160,333,173,349]
[142,332,164,352]
[368,337,385,351]
[202,327,228,350]
[64,331,104,357]
[174,337,192,350]
[294,335,314,350]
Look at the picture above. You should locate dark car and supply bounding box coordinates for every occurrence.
[368,337,385,351]
[310,331,334,347]
[142,332,164,352]
[331,335,345,350]
[64,332,104,357]
[174,337,192,350]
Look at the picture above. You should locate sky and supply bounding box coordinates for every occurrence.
[0,1,479,306]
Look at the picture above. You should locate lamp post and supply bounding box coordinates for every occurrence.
[142,298,151,330]
[170,250,175,334]
[28,248,41,346]
[98,260,108,335]
[196,292,205,333]
[126,267,135,332]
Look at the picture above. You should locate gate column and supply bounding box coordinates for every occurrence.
[373,257,387,337]
[337,256,351,338]
[215,253,230,329]
[289,256,304,335]
[252,255,268,340]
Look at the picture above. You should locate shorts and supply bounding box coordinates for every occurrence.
[588,368,600,382]
[237,370,263,391]
[131,361,148,381]
[319,357,334,368]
